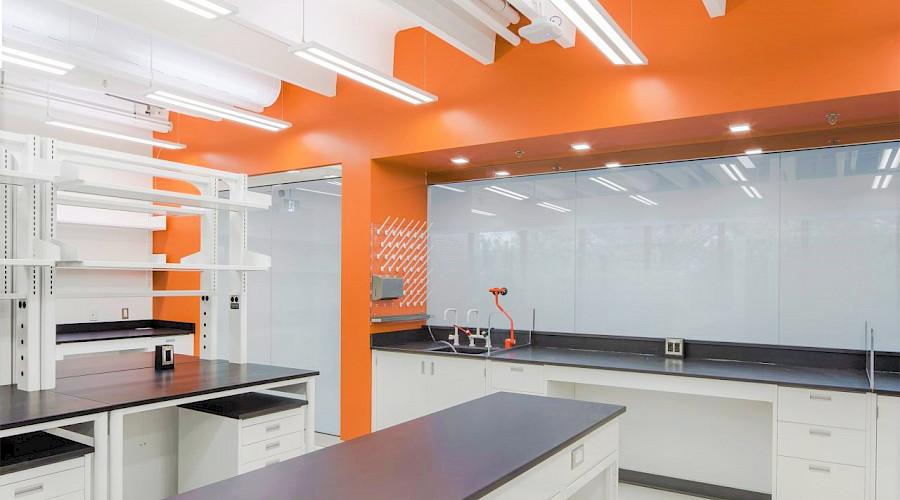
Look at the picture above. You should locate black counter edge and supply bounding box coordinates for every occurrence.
[57,319,195,334]
[620,469,770,500]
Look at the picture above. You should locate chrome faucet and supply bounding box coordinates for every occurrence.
[465,309,485,348]
[443,308,460,345]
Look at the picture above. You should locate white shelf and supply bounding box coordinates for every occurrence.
[0,169,55,186]
[58,192,206,216]
[57,216,167,231]
[0,259,56,266]
[56,261,269,271]
[56,289,228,298]
[57,179,270,212]
[0,292,27,300]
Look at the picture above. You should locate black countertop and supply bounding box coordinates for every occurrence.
[57,327,192,344]
[172,392,625,500]
[180,392,308,420]
[1,431,94,475]
[1,354,318,431]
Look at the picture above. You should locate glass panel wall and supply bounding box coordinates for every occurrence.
[428,142,899,351]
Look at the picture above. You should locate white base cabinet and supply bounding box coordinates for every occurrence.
[372,351,486,431]
[876,395,899,500]
[56,334,194,360]
[177,405,306,493]
[0,456,91,500]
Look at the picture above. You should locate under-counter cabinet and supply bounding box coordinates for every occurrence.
[372,350,486,430]
[876,395,899,500]
[0,432,94,500]
[177,392,308,493]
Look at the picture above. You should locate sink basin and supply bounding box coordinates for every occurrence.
[427,345,493,355]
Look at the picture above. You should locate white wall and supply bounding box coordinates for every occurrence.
[1,91,157,324]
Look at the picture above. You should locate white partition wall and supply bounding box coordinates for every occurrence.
[428,142,900,351]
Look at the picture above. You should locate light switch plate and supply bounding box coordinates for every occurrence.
[665,338,684,358]
[571,444,584,469]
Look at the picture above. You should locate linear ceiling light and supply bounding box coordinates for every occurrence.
[729,123,751,133]
[145,90,291,132]
[451,157,470,164]
[471,209,496,216]
[46,120,186,150]
[605,162,621,168]
[719,163,746,182]
[290,42,436,105]
[435,185,465,193]
[745,148,763,155]
[872,175,893,190]
[293,187,341,197]
[537,202,572,213]
[548,0,646,65]
[590,176,627,192]
[877,148,893,170]
[629,194,658,206]
[494,171,511,177]
[741,185,763,199]
[889,150,900,170]
[0,47,74,76]
[571,143,591,151]
[160,0,237,19]
[737,156,756,169]
[485,186,529,200]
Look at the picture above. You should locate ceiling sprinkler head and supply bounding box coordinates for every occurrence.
[515,150,525,159]
[826,113,841,126]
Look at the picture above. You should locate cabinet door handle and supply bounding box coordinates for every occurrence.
[809,428,832,437]
[265,459,280,467]
[265,441,281,451]
[266,424,281,433]
[430,362,434,376]
[510,366,524,373]
[809,394,832,401]
[809,464,831,473]
[14,484,44,497]
[421,361,425,375]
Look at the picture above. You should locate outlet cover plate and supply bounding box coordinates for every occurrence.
[665,338,684,358]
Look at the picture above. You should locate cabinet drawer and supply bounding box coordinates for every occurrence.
[241,412,305,446]
[47,492,84,500]
[778,387,867,430]
[240,431,304,464]
[238,448,305,475]
[491,362,545,395]
[777,456,865,500]
[778,422,866,466]
[0,466,84,500]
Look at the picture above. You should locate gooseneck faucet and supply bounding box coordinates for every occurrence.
[443,308,460,345]
[465,309,482,347]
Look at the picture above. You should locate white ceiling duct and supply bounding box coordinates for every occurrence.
[2,0,282,110]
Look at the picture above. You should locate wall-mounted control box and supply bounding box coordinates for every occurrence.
[665,338,684,358]
[371,275,404,300]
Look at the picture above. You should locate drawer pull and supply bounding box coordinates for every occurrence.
[265,459,280,467]
[166,338,176,342]
[809,394,832,402]
[809,464,831,473]
[266,424,281,433]
[14,484,44,497]
[809,428,832,437]
[265,441,281,451]
[510,366,524,373]
[421,361,425,375]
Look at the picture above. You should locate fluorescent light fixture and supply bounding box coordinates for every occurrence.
[729,123,751,133]
[605,162,621,168]
[737,156,756,169]
[872,175,893,190]
[322,174,338,178]
[571,143,591,151]
[485,186,528,200]
[0,47,74,76]
[741,185,763,199]
[293,187,341,197]
[590,176,627,192]
[290,42,436,105]
[160,0,236,19]
[877,149,893,170]
[548,0,647,65]
[471,209,496,216]
[451,157,470,165]
[327,181,342,186]
[719,163,747,182]
[629,194,658,206]
[745,148,763,155]
[145,90,291,132]
[435,185,465,193]
[890,150,900,170]
[494,170,511,177]
[537,202,572,213]
[46,120,186,150]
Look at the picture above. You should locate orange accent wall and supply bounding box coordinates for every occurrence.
[153,0,900,440]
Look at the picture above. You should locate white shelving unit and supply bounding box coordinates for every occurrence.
[1,130,272,391]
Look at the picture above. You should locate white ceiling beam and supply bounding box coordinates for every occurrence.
[377,0,498,65]
[56,0,337,97]
[702,0,727,17]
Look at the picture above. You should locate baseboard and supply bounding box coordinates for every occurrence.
[619,470,771,500]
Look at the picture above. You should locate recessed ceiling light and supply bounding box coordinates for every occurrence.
[877,149,893,170]
[451,157,470,165]
[872,174,893,190]
[494,170,510,177]
[741,185,764,199]
[322,174,338,178]
[737,156,756,169]
[744,148,763,155]
[571,143,591,151]
[729,124,751,133]
[605,162,621,168]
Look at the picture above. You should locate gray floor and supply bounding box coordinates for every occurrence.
[620,484,704,500]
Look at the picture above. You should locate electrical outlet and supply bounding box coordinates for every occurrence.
[570,444,584,469]
[121,307,129,320]
[665,338,684,358]
[89,309,99,322]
